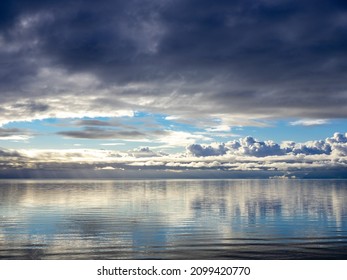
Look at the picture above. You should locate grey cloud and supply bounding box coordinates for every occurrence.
[13,101,49,113]
[74,120,114,127]
[0,127,32,139]
[73,119,138,130]
[0,128,23,138]
[0,148,22,158]
[128,147,159,158]
[0,0,347,123]
[186,143,228,157]
[57,127,145,140]
[0,147,24,170]
[57,120,170,140]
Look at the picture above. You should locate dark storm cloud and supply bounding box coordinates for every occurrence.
[1,0,347,121]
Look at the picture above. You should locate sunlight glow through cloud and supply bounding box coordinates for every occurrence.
[0,0,346,178]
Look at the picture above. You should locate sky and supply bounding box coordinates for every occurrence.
[0,0,347,179]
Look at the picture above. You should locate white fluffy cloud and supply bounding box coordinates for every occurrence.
[187,133,347,158]
[290,119,330,126]
[1,132,346,178]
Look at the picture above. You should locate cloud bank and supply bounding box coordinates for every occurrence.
[0,132,346,179]
[0,0,347,126]
[187,133,347,157]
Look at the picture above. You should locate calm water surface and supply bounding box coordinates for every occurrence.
[1,179,347,259]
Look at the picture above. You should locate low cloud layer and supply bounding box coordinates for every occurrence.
[187,133,347,157]
[0,132,346,179]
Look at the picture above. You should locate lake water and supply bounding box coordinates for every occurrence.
[0,179,347,259]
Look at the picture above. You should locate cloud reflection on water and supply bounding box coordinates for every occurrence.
[1,179,347,259]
